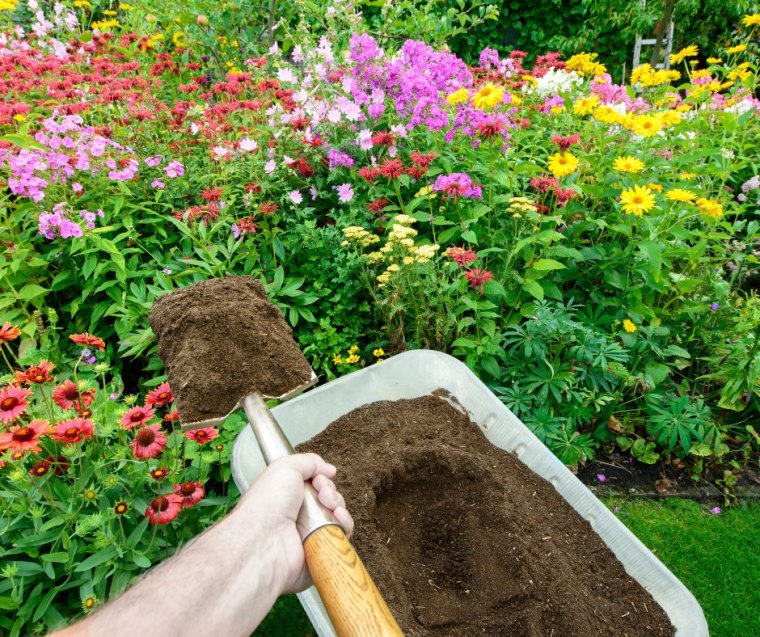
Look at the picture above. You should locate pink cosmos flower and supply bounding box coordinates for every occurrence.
[289,190,303,205]
[335,183,354,203]
[131,424,168,459]
[164,161,184,178]
[145,494,183,525]
[0,386,33,422]
[239,137,258,152]
[151,179,165,189]
[120,405,156,430]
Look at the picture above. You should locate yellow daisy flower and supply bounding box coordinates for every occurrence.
[742,14,760,27]
[547,152,579,178]
[679,172,697,180]
[613,156,645,173]
[623,319,637,333]
[696,198,723,219]
[446,88,470,105]
[648,183,663,193]
[726,44,747,54]
[665,188,697,203]
[471,83,504,110]
[669,45,698,65]
[631,114,663,137]
[573,94,600,115]
[706,57,723,64]
[620,185,656,216]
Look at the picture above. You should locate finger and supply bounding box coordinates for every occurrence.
[317,482,345,511]
[311,474,335,492]
[281,453,337,481]
[332,506,354,538]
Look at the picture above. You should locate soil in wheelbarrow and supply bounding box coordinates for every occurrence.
[299,395,674,637]
[148,276,312,423]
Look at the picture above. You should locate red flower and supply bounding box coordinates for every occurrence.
[47,455,69,475]
[0,419,50,453]
[444,246,478,266]
[368,198,390,213]
[379,158,405,180]
[465,268,493,293]
[551,133,580,151]
[120,405,156,430]
[114,501,128,515]
[145,382,174,407]
[554,187,576,206]
[529,175,560,193]
[14,360,55,385]
[150,467,169,480]
[52,418,95,445]
[201,187,221,202]
[0,323,21,342]
[406,165,428,179]
[410,151,436,167]
[258,201,279,216]
[69,333,105,351]
[0,386,32,422]
[476,118,504,139]
[371,131,395,146]
[29,459,51,477]
[174,481,205,508]
[52,380,96,410]
[245,183,261,193]
[145,494,183,525]
[131,424,168,459]
[184,426,218,445]
[163,408,180,423]
[357,166,381,182]
[291,158,314,177]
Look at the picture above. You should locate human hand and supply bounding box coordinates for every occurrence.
[234,453,354,595]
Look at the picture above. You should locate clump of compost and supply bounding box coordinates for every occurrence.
[149,276,312,423]
[299,395,674,637]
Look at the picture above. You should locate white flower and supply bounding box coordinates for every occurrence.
[213,146,230,159]
[289,190,303,204]
[264,160,276,175]
[277,68,297,84]
[239,137,258,152]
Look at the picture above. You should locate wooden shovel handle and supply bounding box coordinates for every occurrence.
[303,524,404,636]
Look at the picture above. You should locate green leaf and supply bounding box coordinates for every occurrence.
[522,280,544,301]
[531,258,565,271]
[75,546,118,572]
[451,337,477,349]
[17,283,48,301]
[480,355,501,378]
[133,554,151,569]
[0,134,46,151]
[461,230,478,244]
[40,552,69,563]
[645,363,671,386]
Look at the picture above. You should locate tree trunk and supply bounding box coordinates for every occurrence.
[649,0,677,67]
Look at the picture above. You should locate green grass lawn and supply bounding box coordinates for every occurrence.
[254,499,760,636]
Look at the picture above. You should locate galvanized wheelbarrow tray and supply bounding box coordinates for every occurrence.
[232,350,709,636]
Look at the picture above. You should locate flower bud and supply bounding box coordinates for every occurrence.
[196,14,208,27]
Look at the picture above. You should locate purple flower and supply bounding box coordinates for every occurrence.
[596,473,607,483]
[432,173,482,200]
[710,506,721,515]
[710,302,720,311]
[289,190,303,205]
[327,149,355,170]
[145,155,162,167]
[151,179,165,189]
[164,161,184,178]
[335,183,354,203]
[162,268,172,275]
[231,224,241,239]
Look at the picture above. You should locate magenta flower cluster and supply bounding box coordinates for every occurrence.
[432,173,483,200]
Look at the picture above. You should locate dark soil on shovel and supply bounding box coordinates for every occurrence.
[148,276,312,423]
[299,395,674,637]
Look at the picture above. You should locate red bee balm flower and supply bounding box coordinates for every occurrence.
[53,380,96,410]
[444,246,478,266]
[184,427,218,445]
[0,323,21,342]
[0,386,33,422]
[465,268,494,293]
[145,494,183,525]
[120,405,156,430]
[15,360,55,385]
[174,481,205,508]
[145,382,174,407]
[69,333,106,351]
[52,418,95,445]
[0,419,50,453]
[131,424,168,459]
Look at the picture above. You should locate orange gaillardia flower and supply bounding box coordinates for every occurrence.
[0,386,33,422]
[131,424,167,459]
[174,481,205,508]
[53,380,96,410]
[184,426,218,445]
[0,419,50,453]
[15,360,55,385]
[120,405,156,430]
[145,494,183,525]
[0,323,22,342]
[70,333,106,351]
[52,418,95,445]
[145,382,174,407]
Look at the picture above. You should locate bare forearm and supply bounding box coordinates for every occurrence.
[56,507,283,637]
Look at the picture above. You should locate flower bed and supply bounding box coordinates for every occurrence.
[0,1,758,632]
